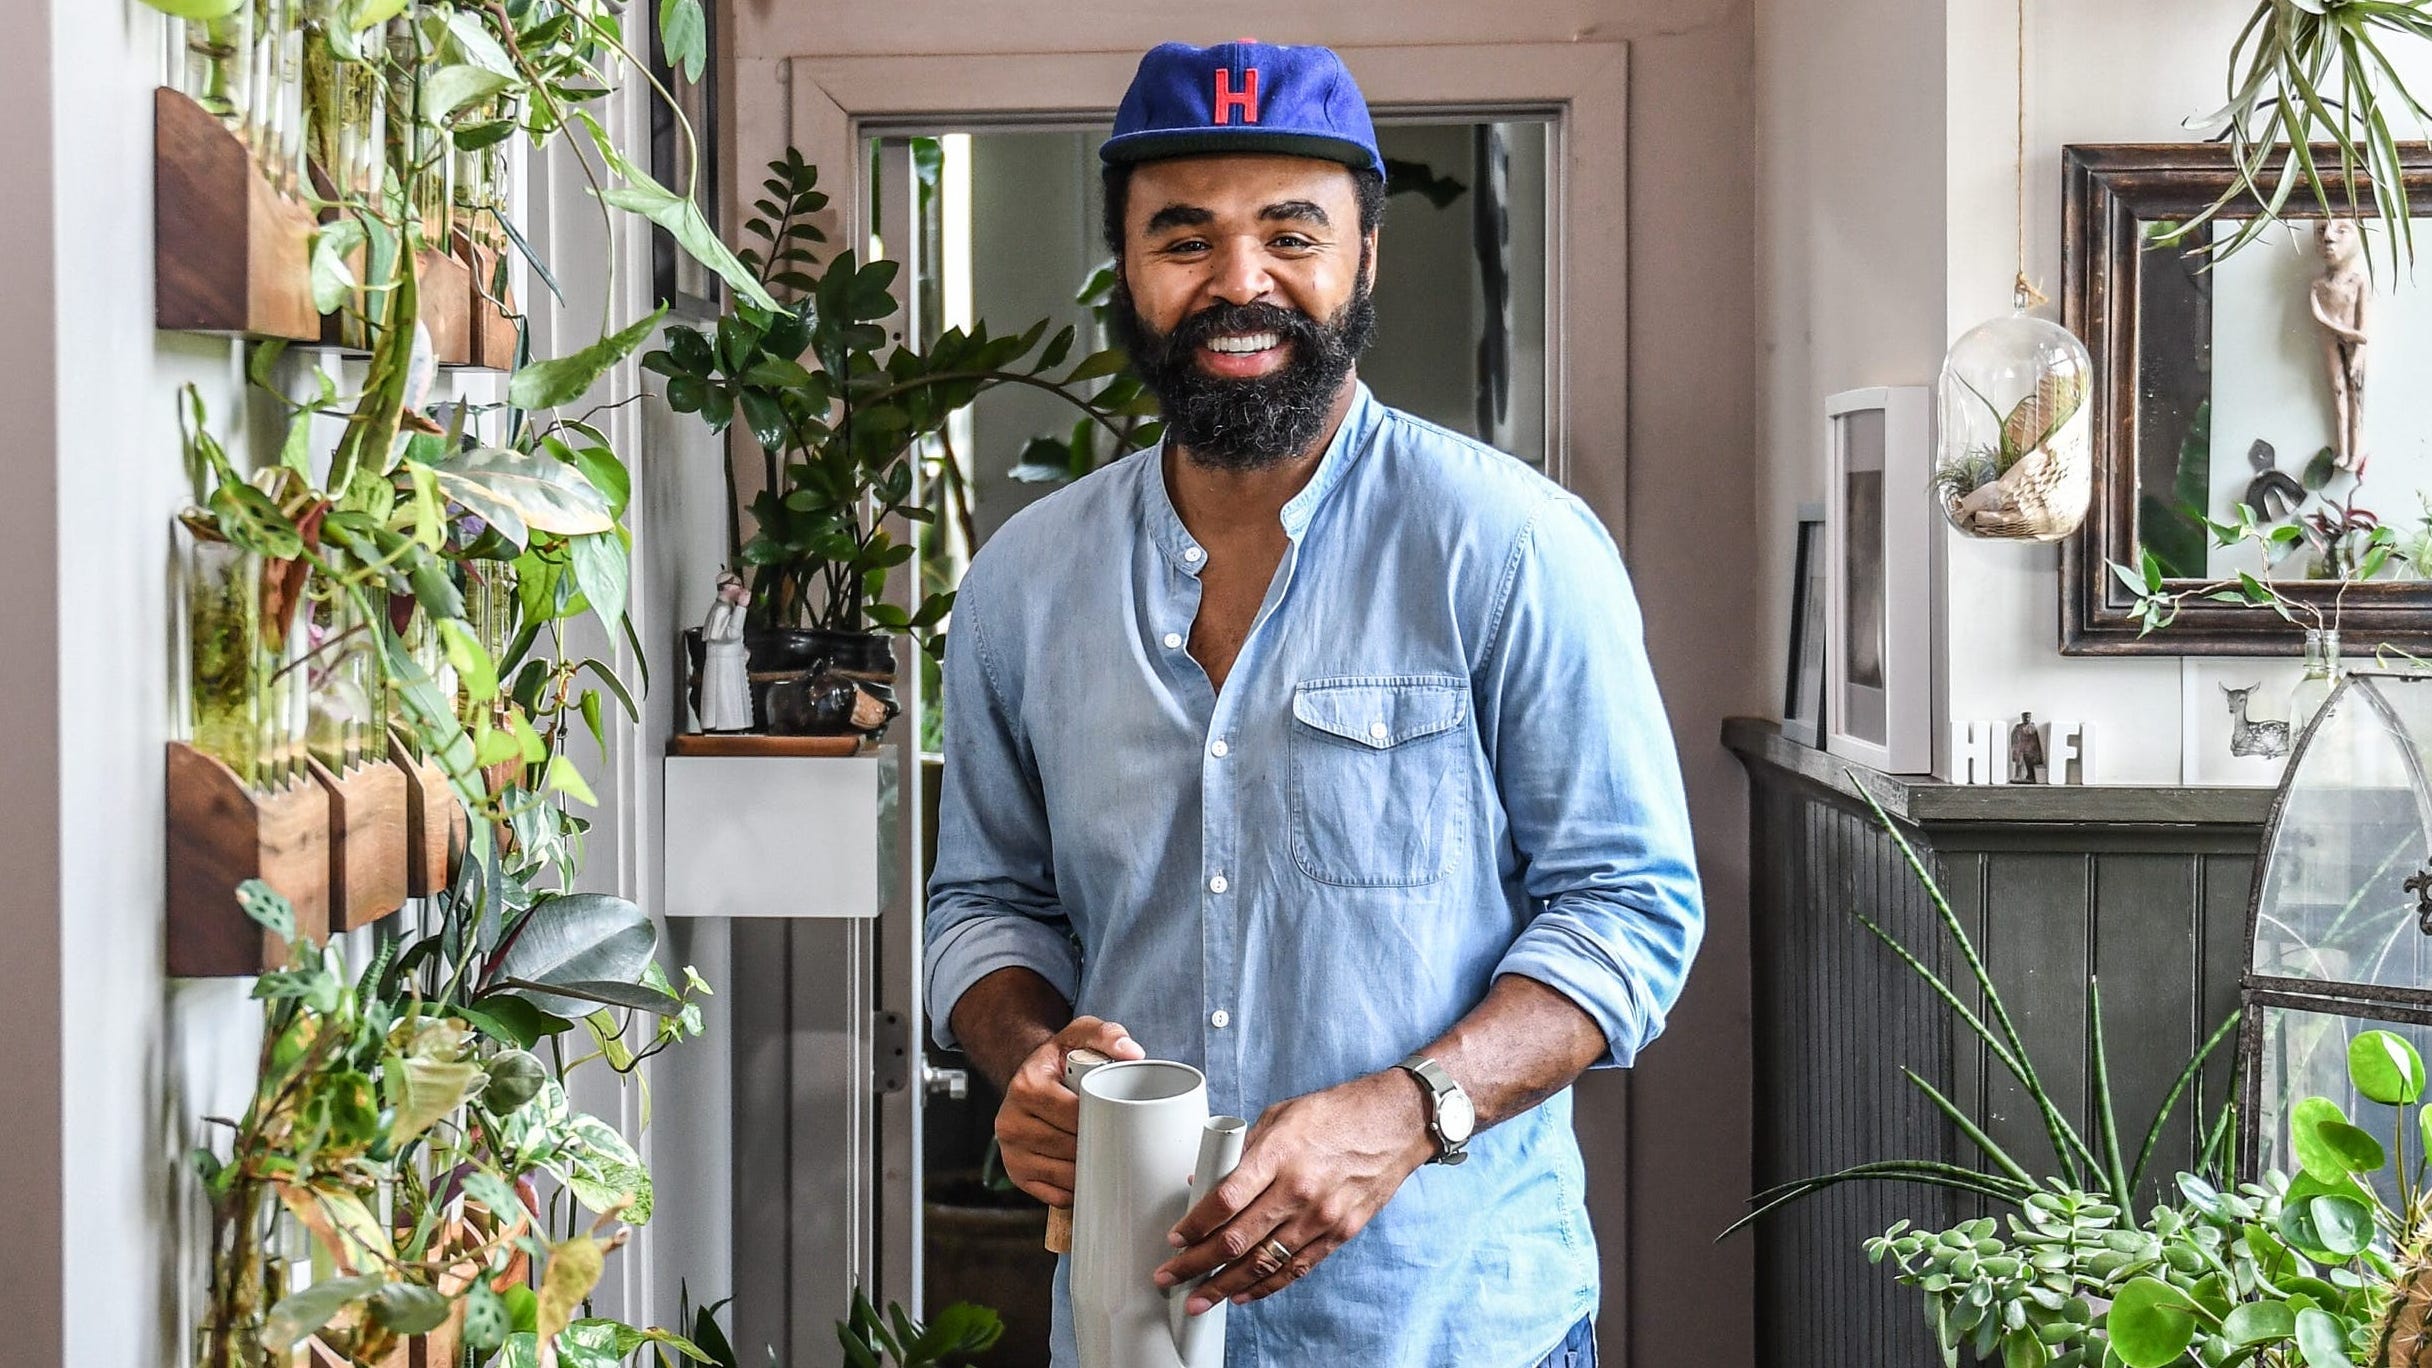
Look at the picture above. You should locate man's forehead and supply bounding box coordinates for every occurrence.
[1127,153,1359,213]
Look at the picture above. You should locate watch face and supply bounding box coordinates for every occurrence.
[1439,1089,1476,1144]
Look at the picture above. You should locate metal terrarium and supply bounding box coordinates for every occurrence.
[2241,672,2432,1196]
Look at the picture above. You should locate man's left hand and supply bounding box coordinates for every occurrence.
[1152,1069,1435,1313]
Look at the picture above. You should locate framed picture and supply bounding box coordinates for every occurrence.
[1825,387,1933,773]
[1783,503,1827,747]
[648,2,720,318]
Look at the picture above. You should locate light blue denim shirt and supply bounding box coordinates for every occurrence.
[924,384,1704,1368]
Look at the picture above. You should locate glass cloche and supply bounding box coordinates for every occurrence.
[2242,672,2432,1196]
[1934,310,2094,542]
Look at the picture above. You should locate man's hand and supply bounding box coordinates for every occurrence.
[994,1016,1145,1207]
[1151,1070,1434,1314]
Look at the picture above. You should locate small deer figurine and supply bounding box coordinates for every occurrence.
[2223,683,2292,760]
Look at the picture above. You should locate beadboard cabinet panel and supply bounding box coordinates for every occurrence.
[1731,720,2264,1367]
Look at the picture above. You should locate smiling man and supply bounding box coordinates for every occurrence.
[923,40,1704,1368]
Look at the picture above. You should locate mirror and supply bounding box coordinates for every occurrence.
[869,118,1552,550]
[2061,143,2432,654]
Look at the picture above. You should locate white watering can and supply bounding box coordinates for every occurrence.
[1067,1055,1247,1368]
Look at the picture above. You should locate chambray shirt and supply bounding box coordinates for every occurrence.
[923,384,1704,1368]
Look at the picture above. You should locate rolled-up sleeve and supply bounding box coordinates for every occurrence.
[922,570,1081,1049]
[1479,494,1704,1068]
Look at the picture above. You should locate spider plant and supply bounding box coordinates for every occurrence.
[1726,784,2240,1236]
[2169,0,2432,272]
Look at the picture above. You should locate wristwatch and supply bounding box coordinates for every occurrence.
[1396,1054,1475,1166]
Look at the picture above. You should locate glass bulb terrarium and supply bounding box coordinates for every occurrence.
[2241,672,2432,1199]
[1934,308,2094,542]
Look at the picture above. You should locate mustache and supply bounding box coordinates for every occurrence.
[1163,299,1326,359]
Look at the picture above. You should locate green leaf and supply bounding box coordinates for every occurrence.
[310,218,367,316]
[568,532,629,630]
[2350,1029,2425,1105]
[509,305,669,411]
[2222,1300,2294,1346]
[236,879,297,941]
[454,996,574,1049]
[464,1284,513,1353]
[657,0,706,82]
[2292,1096,2382,1179]
[2294,1307,2348,1367]
[484,892,658,1019]
[2307,1192,2374,1257]
[429,446,614,539]
[384,1054,482,1145]
[423,64,517,123]
[2106,1277,2198,1368]
[368,1282,453,1335]
[443,9,517,74]
[1064,349,1131,383]
[262,1274,384,1348]
[579,117,777,310]
[2304,446,2339,492]
[545,755,599,807]
[438,619,500,703]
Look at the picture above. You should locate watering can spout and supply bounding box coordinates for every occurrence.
[1168,1116,1248,1362]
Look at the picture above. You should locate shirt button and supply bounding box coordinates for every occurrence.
[1210,1009,1231,1029]
[1368,720,1390,741]
[1183,546,1204,563]
[1163,632,1183,649]
[1209,739,1229,758]
[1208,874,1229,894]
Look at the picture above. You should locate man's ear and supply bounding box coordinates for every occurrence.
[1361,230,1381,292]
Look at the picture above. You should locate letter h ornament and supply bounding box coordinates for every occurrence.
[1214,68,1260,125]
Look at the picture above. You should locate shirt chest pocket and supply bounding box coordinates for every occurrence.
[1288,676,1473,887]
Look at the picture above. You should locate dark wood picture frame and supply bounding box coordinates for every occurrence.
[648,1,720,318]
[2061,142,2432,655]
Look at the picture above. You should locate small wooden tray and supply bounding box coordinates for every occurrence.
[153,87,319,341]
[309,755,409,931]
[166,741,331,976]
[667,733,879,758]
[458,232,520,371]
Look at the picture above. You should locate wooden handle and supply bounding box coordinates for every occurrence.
[1042,1047,1111,1253]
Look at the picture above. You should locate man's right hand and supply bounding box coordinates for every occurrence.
[995,1016,1144,1207]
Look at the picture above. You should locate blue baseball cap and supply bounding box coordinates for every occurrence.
[1101,41,1383,177]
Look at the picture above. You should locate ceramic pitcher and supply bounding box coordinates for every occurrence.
[1069,1058,1246,1368]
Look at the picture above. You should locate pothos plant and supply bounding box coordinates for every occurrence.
[643,149,1163,641]
[145,1,751,1364]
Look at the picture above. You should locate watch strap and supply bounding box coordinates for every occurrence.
[1397,1053,1471,1165]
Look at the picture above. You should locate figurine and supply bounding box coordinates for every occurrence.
[2310,219,2372,475]
[2008,712,2046,784]
[2223,683,2291,761]
[697,571,752,733]
[2242,438,2305,523]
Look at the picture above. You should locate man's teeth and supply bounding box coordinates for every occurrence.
[1205,332,1281,354]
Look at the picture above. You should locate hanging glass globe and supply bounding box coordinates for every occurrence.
[1935,309,2095,541]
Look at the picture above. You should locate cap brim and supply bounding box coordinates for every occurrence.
[1099,128,1381,175]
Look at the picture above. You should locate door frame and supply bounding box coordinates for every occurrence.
[735,37,1631,1321]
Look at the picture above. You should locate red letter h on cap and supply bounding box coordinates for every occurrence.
[1213,67,1260,125]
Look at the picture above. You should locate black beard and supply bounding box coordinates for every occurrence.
[1111,274,1376,472]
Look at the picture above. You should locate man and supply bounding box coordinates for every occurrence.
[923,40,1703,1368]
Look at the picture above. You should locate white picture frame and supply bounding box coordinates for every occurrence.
[1825,386,1933,773]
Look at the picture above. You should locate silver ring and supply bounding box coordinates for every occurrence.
[1260,1237,1294,1270]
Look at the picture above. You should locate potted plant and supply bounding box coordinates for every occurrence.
[647,149,1157,734]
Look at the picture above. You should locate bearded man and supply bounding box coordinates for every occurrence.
[923,40,1703,1368]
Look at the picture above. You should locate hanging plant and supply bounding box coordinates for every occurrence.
[2175,0,2432,270]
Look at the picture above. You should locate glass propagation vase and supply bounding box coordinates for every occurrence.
[1934,311,2094,542]
[183,533,265,788]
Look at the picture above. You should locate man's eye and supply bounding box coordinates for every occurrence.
[1163,239,1209,255]
[1272,235,1314,250]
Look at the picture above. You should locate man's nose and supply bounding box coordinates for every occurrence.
[1203,240,1275,307]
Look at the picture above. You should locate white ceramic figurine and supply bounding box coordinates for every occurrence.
[698,571,752,733]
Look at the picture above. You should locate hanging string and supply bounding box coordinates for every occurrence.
[2014,0,2046,312]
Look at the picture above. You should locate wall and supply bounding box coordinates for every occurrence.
[726,2,1762,1364]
